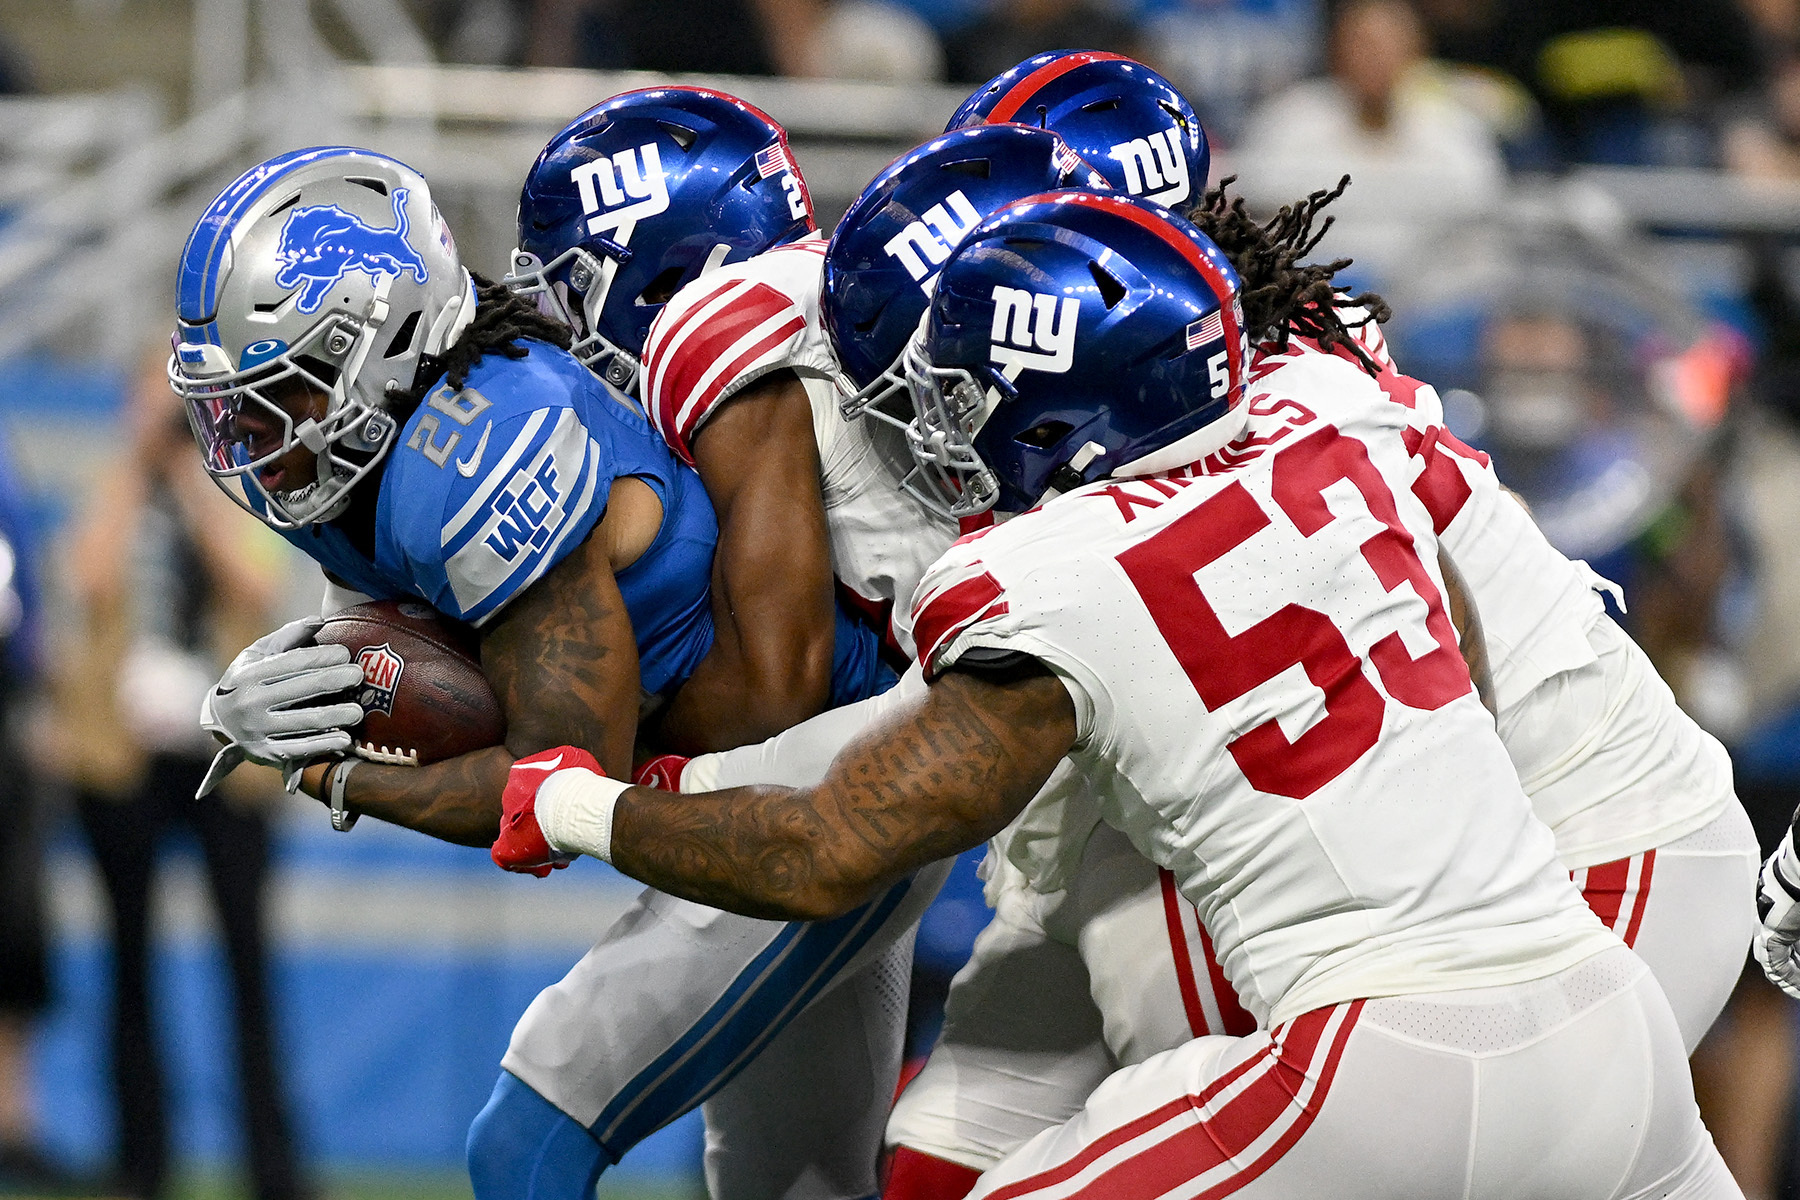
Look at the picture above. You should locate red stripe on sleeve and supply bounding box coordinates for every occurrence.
[912,571,1007,676]
[675,312,807,460]
[649,282,798,459]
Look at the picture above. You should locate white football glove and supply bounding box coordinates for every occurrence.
[1754,825,1800,1000]
[195,617,368,798]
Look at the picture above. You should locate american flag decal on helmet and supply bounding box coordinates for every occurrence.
[1053,141,1084,178]
[754,141,793,180]
[1186,308,1224,350]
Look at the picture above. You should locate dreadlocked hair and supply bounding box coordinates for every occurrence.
[392,272,573,414]
[1187,175,1391,376]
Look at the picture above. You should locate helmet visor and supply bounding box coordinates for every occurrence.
[168,328,374,529]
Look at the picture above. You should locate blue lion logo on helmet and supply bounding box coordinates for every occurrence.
[274,187,429,313]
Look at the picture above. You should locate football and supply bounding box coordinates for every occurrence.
[312,600,506,766]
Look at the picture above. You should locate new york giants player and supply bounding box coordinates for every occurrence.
[644,122,1109,658]
[470,123,1108,1200]
[462,93,924,1200]
[877,183,1759,1197]
[503,85,885,753]
[496,192,1736,1198]
[947,51,1209,216]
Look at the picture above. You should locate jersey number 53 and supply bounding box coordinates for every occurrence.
[1118,425,1471,800]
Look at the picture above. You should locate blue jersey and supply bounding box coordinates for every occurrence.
[283,339,714,694]
[283,339,889,704]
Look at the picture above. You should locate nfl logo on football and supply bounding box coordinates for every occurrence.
[356,643,406,716]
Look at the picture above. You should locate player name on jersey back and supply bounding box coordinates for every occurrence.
[913,344,1615,1026]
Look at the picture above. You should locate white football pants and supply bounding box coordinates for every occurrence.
[967,948,1738,1200]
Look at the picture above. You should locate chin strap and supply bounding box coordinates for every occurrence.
[1040,441,1108,504]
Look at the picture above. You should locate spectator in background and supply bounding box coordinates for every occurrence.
[941,0,1142,85]
[1414,0,1763,165]
[0,426,61,1193]
[525,0,822,75]
[1233,0,1505,288]
[42,351,308,1200]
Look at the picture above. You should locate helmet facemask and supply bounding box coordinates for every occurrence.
[900,328,1007,518]
[504,238,641,393]
[172,316,400,529]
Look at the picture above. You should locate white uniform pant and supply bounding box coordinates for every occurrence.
[504,857,949,1200]
[888,803,1755,1173]
[967,949,1738,1200]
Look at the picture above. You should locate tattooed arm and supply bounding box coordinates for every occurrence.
[1440,547,1495,717]
[607,661,1076,921]
[300,482,649,846]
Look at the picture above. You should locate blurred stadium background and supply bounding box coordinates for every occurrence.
[4,0,1800,1197]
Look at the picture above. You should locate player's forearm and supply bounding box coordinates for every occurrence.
[598,670,1073,920]
[655,630,834,754]
[609,781,913,920]
[660,373,837,753]
[332,746,516,846]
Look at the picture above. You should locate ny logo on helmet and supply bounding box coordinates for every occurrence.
[990,286,1079,376]
[1109,128,1190,207]
[274,188,429,314]
[884,190,982,289]
[572,143,670,237]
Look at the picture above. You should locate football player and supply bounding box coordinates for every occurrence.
[465,119,1110,1200]
[495,192,1737,1198]
[503,87,867,752]
[875,182,1758,1197]
[945,50,1210,218]
[170,146,922,1200]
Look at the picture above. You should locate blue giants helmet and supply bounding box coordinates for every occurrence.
[508,87,816,394]
[948,51,1209,215]
[904,190,1249,517]
[823,123,1109,424]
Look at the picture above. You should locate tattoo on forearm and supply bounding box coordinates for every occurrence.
[614,670,1074,920]
[345,745,516,846]
[483,531,639,773]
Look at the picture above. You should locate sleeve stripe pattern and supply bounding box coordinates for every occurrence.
[676,311,808,450]
[644,277,805,464]
[643,277,759,442]
[441,408,552,544]
[912,569,1009,679]
[466,436,605,627]
[441,410,606,624]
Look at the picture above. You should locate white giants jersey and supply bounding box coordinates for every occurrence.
[642,237,958,657]
[911,344,1615,1026]
[1304,323,1734,865]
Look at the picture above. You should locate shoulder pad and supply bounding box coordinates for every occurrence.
[387,397,614,626]
[641,240,833,465]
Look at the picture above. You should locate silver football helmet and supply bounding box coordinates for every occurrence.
[170,146,475,529]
